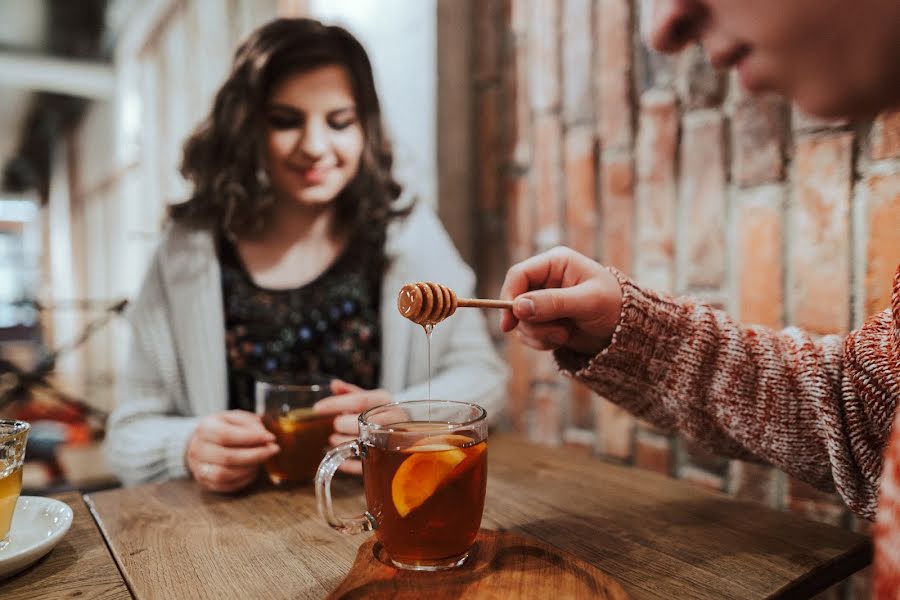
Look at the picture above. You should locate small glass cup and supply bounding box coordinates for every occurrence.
[1,420,30,550]
[316,400,488,571]
[255,375,334,485]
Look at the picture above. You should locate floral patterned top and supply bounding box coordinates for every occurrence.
[218,234,382,412]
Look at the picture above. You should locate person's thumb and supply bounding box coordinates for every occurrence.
[512,286,590,323]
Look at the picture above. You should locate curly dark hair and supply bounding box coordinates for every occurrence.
[170,17,411,256]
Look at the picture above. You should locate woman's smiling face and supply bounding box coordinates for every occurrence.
[264,64,365,207]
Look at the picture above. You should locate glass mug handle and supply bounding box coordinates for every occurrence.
[315,440,376,534]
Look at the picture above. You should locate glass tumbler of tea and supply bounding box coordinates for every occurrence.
[255,375,334,485]
[0,420,30,550]
[315,400,488,571]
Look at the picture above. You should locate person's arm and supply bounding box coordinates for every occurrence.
[105,247,279,490]
[104,253,199,486]
[558,270,893,519]
[501,247,896,518]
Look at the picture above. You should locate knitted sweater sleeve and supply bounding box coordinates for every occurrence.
[555,269,899,519]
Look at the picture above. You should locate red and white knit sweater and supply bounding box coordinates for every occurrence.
[555,264,900,594]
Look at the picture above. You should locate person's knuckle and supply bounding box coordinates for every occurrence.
[549,292,567,315]
[507,262,526,281]
[203,423,223,443]
[204,465,221,482]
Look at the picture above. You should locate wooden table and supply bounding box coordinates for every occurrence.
[0,491,131,599]
[80,433,870,599]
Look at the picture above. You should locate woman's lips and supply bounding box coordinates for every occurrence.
[301,168,328,184]
[287,164,332,185]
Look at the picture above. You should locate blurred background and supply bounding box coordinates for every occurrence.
[0,1,897,595]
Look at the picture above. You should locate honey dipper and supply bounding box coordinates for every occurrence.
[398,282,514,325]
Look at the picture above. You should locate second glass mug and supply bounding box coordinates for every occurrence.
[255,375,335,485]
[315,400,488,571]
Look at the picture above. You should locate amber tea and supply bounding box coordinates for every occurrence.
[255,377,333,485]
[364,426,487,565]
[0,467,23,545]
[262,408,334,484]
[0,420,29,550]
[316,400,488,571]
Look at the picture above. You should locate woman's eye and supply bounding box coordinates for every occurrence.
[267,114,300,130]
[329,118,357,131]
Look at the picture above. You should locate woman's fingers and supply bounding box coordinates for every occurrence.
[329,379,362,395]
[196,416,274,447]
[221,410,265,427]
[332,414,360,435]
[314,394,369,415]
[189,438,279,468]
[197,465,259,493]
[314,390,391,415]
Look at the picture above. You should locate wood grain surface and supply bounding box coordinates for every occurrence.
[85,433,871,599]
[327,529,630,599]
[481,434,871,599]
[0,491,132,599]
[87,477,368,599]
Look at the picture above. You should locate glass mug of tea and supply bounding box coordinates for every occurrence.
[1,420,30,551]
[315,400,487,571]
[255,375,335,485]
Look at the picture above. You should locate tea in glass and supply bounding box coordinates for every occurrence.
[365,426,487,566]
[316,400,488,571]
[256,377,333,485]
[0,420,30,550]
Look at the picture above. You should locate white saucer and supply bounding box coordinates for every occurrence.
[0,496,73,579]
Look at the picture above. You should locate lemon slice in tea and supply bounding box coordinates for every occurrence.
[277,407,318,433]
[284,407,317,421]
[391,445,467,518]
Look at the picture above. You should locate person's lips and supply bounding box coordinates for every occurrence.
[286,163,333,185]
[300,167,329,184]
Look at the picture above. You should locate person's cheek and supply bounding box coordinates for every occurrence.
[336,129,364,171]
[267,130,291,160]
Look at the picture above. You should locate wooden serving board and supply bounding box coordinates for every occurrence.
[326,529,630,599]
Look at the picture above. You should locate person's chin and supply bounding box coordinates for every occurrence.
[792,86,878,121]
[292,188,339,207]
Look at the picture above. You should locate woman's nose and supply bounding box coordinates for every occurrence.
[641,0,706,54]
[298,121,328,159]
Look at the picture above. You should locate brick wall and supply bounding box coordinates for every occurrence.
[469,1,899,597]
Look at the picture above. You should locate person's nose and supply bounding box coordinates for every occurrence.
[297,119,328,160]
[641,0,706,54]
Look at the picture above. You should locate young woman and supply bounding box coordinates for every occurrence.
[105,18,506,493]
[501,0,899,594]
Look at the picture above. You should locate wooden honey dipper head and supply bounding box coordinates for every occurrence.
[398,282,515,326]
[398,282,458,325]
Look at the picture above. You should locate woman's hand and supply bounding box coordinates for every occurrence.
[500,246,624,355]
[314,380,392,475]
[185,410,279,493]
